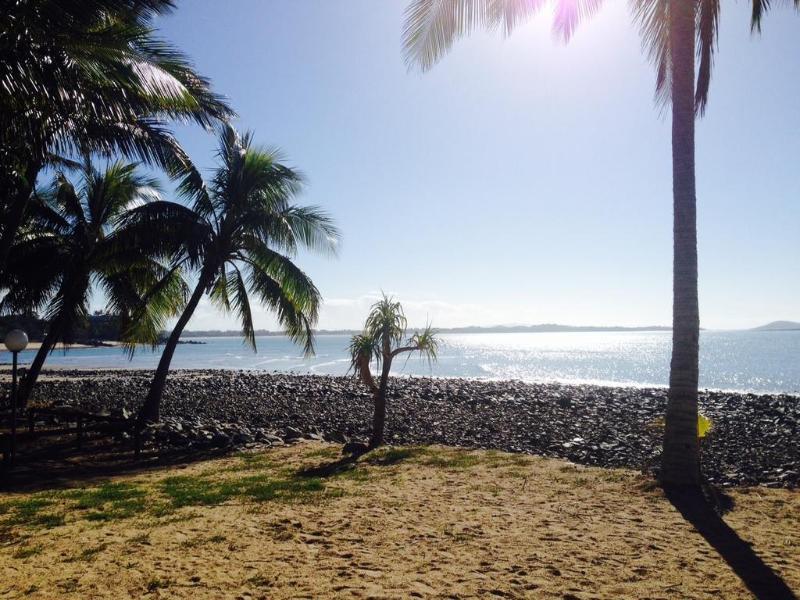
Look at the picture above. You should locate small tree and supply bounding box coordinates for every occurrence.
[349,295,438,448]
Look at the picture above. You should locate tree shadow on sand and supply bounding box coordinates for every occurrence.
[665,485,797,600]
[0,436,236,494]
[294,446,422,479]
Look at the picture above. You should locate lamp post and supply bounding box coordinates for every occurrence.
[5,329,28,463]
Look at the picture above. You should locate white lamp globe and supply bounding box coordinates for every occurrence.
[4,329,29,353]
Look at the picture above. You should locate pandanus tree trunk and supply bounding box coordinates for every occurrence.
[370,357,392,448]
[137,271,210,424]
[17,324,60,407]
[662,0,702,487]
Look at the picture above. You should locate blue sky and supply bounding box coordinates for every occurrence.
[146,0,799,331]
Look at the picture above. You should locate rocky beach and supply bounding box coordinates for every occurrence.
[11,370,799,488]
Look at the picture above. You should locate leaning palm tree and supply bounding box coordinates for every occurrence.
[125,125,340,424]
[403,0,795,487]
[1,160,186,406]
[349,295,438,448]
[0,0,234,274]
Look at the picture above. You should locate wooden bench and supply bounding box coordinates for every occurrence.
[1,406,141,466]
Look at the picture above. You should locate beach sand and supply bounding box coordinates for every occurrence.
[0,442,797,599]
[0,341,120,353]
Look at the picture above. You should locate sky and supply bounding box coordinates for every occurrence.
[132,0,800,332]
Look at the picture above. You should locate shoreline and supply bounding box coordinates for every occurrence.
[0,366,797,397]
[4,369,797,489]
[0,341,121,353]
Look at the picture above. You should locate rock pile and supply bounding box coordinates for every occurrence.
[14,369,799,488]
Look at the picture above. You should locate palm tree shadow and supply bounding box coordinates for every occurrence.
[295,455,359,479]
[295,446,420,479]
[665,485,797,600]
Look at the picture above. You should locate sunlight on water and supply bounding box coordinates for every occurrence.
[3,331,798,394]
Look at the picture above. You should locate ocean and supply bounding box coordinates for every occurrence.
[4,330,799,395]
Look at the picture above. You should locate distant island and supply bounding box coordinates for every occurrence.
[752,321,800,331]
[180,324,674,338]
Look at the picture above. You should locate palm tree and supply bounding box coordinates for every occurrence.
[402,0,793,487]
[1,159,186,406]
[125,125,340,424]
[349,295,438,448]
[0,0,234,274]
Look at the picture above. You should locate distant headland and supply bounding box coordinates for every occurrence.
[751,321,800,331]
[180,324,674,338]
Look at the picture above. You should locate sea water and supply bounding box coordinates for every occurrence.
[3,330,798,395]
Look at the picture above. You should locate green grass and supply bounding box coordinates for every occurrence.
[363,446,524,471]
[0,445,530,536]
[365,447,424,465]
[66,482,149,522]
[159,471,342,509]
[1,498,65,529]
[419,451,483,470]
[304,446,341,460]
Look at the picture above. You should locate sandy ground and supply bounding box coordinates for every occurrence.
[0,442,798,599]
[0,341,120,353]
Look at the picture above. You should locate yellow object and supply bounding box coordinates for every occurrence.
[698,414,712,438]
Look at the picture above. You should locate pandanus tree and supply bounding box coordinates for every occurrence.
[1,160,186,406]
[0,0,233,274]
[125,125,340,424]
[349,295,438,448]
[402,0,795,486]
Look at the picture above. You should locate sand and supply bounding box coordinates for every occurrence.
[0,442,798,599]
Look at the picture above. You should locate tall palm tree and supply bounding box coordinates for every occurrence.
[402,0,794,486]
[124,125,340,424]
[1,159,186,406]
[349,295,438,448]
[0,0,234,274]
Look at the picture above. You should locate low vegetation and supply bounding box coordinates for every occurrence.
[0,442,797,598]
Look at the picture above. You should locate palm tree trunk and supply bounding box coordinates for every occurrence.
[370,356,392,448]
[137,273,209,424]
[662,0,701,487]
[17,325,59,408]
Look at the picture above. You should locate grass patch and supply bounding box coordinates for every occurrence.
[1,498,65,529]
[420,451,483,470]
[159,472,343,509]
[304,446,341,460]
[366,447,425,465]
[364,446,507,471]
[160,476,234,508]
[13,544,42,559]
[67,482,148,522]
[226,452,276,472]
[64,543,108,563]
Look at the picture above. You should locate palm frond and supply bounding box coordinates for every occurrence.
[695,0,720,115]
[364,293,408,350]
[247,265,318,356]
[750,0,799,32]
[405,0,581,71]
[230,265,256,350]
[630,0,672,110]
[348,331,381,391]
[408,324,440,366]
